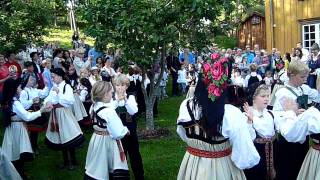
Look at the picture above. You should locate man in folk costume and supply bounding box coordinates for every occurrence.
[43,68,85,170]
[112,74,144,180]
[176,57,260,180]
[273,60,320,180]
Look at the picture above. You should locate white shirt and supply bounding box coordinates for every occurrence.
[111,94,138,115]
[91,102,129,140]
[73,56,91,76]
[231,76,244,86]
[12,98,42,122]
[247,108,276,139]
[177,69,187,84]
[43,81,75,107]
[244,72,262,87]
[19,87,49,109]
[176,99,260,170]
[273,84,320,111]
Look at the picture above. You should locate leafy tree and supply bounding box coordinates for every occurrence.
[84,0,226,130]
[0,0,54,53]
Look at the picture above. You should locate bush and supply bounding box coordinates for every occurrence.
[214,35,237,49]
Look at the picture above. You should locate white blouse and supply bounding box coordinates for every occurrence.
[273,84,320,111]
[43,81,75,107]
[176,99,260,170]
[19,87,49,109]
[247,108,276,139]
[111,94,138,115]
[277,107,320,144]
[12,98,41,121]
[91,102,129,140]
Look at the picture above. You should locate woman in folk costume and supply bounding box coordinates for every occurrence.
[113,74,144,180]
[176,57,260,180]
[19,73,50,155]
[43,68,85,170]
[273,60,320,180]
[85,81,130,180]
[243,83,277,180]
[1,78,51,178]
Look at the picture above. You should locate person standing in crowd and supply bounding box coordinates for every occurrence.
[177,57,260,180]
[245,45,255,64]
[273,60,320,180]
[291,48,303,62]
[0,54,12,102]
[1,78,51,178]
[52,49,64,69]
[113,74,144,180]
[179,48,195,65]
[88,46,103,66]
[73,48,91,76]
[5,52,22,78]
[85,81,130,180]
[43,68,85,170]
[296,42,310,64]
[41,59,53,90]
[177,64,187,95]
[307,43,320,89]
[166,51,180,96]
[244,64,262,88]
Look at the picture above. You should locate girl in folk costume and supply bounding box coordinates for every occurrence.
[43,68,85,170]
[78,77,93,127]
[89,66,101,85]
[68,65,88,123]
[112,74,144,180]
[1,78,51,178]
[273,60,320,180]
[19,73,50,155]
[243,83,277,180]
[176,58,260,180]
[85,81,130,180]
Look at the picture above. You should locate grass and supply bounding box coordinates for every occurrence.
[41,27,95,50]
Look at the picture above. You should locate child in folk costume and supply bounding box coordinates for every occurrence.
[19,73,50,155]
[85,81,130,180]
[67,64,88,122]
[43,68,85,170]
[243,83,277,180]
[78,77,93,127]
[112,74,144,180]
[273,60,320,180]
[176,58,260,180]
[1,78,51,178]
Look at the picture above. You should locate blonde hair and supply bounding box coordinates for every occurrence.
[113,74,130,87]
[91,81,113,103]
[253,84,270,99]
[287,60,309,77]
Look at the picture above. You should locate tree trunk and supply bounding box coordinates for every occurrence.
[145,100,154,130]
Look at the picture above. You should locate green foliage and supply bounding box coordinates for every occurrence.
[0,0,54,53]
[214,35,237,49]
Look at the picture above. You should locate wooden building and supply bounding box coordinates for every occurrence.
[265,0,320,53]
[237,12,266,50]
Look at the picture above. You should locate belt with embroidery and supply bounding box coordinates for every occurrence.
[187,146,231,158]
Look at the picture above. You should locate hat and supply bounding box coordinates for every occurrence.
[311,43,320,51]
[50,68,66,77]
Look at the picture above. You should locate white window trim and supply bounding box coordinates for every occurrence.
[302,23,320,50]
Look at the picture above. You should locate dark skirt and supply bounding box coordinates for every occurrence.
[275,135,309,180]
[245,140,276,180]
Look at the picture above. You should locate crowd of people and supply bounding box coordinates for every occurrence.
[1,38,320,180]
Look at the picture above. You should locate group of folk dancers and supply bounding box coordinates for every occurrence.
[176,59,320,180]
[1,68,144,180]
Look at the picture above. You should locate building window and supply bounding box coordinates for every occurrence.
[302,23,320,50]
